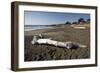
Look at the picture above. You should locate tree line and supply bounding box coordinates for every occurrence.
[66,18,90,25]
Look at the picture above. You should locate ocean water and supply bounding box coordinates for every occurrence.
[24,25,52,31]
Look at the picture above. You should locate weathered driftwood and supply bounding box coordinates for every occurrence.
[31,34,86,49]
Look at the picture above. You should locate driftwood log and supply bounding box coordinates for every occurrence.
[31,34,86,49]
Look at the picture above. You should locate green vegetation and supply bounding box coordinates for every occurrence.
[50,18,90,26]
[65,21,71,24]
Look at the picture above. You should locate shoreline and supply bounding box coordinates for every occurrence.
[24,26,53,32]
[24,26,61,36]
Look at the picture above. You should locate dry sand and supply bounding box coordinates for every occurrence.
[24,25,90,61]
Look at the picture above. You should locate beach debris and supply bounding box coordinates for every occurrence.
[31,34,86,49]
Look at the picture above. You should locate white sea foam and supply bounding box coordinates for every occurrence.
[24,25,52,31]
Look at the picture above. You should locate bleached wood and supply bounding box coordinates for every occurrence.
[31,35,86,49]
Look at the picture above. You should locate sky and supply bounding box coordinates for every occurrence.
[24,11,90,25]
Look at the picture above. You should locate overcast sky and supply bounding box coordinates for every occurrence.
[24,11,90,25]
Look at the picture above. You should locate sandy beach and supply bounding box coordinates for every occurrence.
[24,24,90,61]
